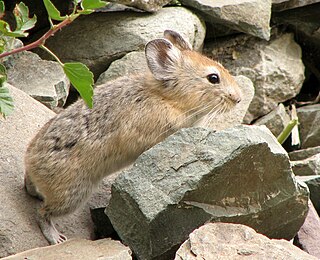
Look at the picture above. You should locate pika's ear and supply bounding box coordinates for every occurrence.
[145,38,181,81]
[164,30,192,51]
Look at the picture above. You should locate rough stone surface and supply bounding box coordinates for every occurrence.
[254,103,291,137]
[96,51,146,86]
[0,84,94,258]
[296,176,320,215]
[40,7,205,78]
[180,0,272,40]
[109,0,171,12]
[198,75,254,130]
[291,154,320,176]
[289,146,320,160]
[106,125,309,260]
[3,238,132,260]
[4,50,70,109]
[272,0,320,11]
[175,223,317,260]
[294,200,320,259]
[204,33,305,122]
[272,3,320,87]
[297,104,320,148]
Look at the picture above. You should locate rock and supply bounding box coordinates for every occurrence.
[272,0,320,11]
[3,238,132,260]
[294,200,320,259]
[296,176,320,215]
[204,33,305,122]
[109,0,171,12]
[40,7,205,78]
[106,125,309,260]
[180,0,272,40]
[198,75,254,130]
[4,50,70,109]
[175,223,317,260]
[0,84,94,258]
[272,3,320,88]
[96,51,146,86]
[289,146,320,160]
[297,104,320,148]
[291,154,320,176]
[254,103,291,138]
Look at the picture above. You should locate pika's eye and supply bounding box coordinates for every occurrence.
[207,73,220,84]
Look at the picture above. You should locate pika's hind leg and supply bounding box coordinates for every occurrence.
[37,182,94,244]
[37,210,67,244]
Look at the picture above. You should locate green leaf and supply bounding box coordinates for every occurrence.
[13,2,36,33]
[0,1,5,18]
[43,0,67,21]
[0,63,7,84]
[0,20,27,37]
[81,0,107,11]
[63,62,94,108]
[0,64,14,118]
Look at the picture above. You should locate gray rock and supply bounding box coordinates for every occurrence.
[180,0,272,40]
[175,223,317,260]
[296,176,320,215]
[289,146,320,161]
[3,238,132,260]
[294,200,320,259]
[198,75,254,130]
[291,154,320,176]
[109,0,171,12]
[204,33,305,122]
[272,3,320,86]
[41,7,205,78]
[272,0,320,11]
[4,50,69,109]
[96,51,146,86]
[254,103,291,138]
[106,125,309,260]
[0,84,94,258]
[297,104,320,148]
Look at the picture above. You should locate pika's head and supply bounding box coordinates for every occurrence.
[145,30,242,115]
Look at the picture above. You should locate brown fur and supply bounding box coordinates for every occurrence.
[24,30,241,244]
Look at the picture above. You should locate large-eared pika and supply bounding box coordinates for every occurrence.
[24,30,241,244]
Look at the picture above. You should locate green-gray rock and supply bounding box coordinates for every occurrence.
[106,125,309,260]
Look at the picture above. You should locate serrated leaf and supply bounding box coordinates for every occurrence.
[43,0,67,21]
[0,65,14,118]
[81,0,107,10]
[20,15,37,31]
[63,62,94,108]
[14,2,36,32]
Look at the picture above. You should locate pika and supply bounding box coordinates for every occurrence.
[24,30,241,245]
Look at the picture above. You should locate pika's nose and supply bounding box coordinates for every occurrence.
[229,92,241,104]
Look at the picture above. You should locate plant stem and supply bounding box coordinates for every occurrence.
[0,16,76,59]
[277,119,299,145]
[40,44,63,66]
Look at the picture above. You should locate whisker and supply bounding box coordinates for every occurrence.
[155,104,212,141]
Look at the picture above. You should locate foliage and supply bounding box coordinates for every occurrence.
[0,0,108,118]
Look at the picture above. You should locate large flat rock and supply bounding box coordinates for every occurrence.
[106,125,309,260]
